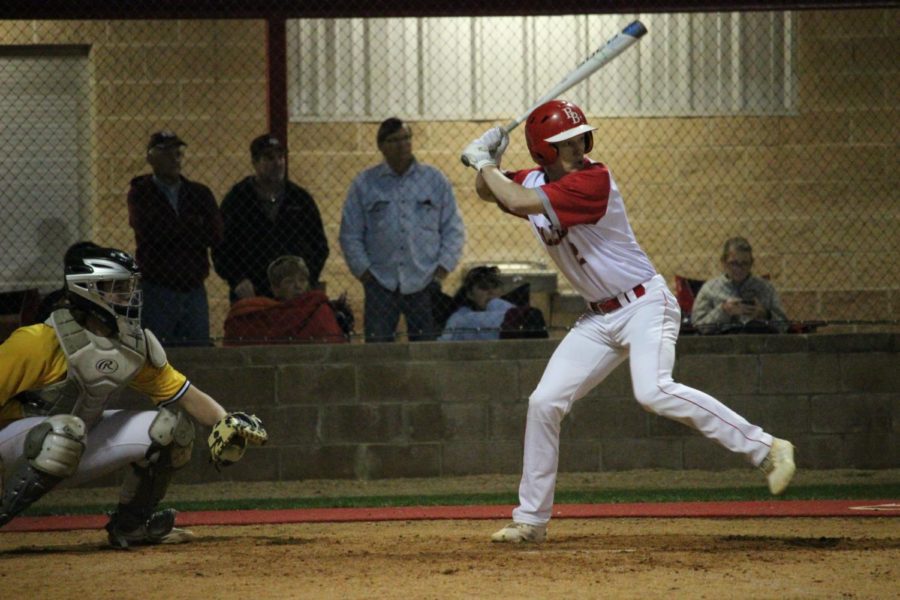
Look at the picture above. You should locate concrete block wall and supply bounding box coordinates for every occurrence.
[114,333,900,485]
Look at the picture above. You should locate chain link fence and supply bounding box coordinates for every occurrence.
[0,4,897,345]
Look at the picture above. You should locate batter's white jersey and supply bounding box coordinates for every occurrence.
[503,158,776,527]
[512,160,656,301]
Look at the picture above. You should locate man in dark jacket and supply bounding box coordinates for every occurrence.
[213,134,329,302]
[127,131,223,346]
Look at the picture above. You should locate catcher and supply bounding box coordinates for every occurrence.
[0,244,267,548]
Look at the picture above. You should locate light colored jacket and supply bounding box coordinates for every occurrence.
[339,160,465,294]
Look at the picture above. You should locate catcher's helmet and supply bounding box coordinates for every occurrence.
[525,99,596,166]
[64,245,143,340]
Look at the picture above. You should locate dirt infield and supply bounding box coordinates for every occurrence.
[2,470,898,599]
[1,518,898,599]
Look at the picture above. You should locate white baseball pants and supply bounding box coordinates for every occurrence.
[0,410,157,488]
[512,275,773,526]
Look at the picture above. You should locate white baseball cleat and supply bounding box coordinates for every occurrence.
[760,438,796,495]
[491,522,547,543]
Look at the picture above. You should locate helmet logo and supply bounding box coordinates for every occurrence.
[95,359,119,373]
[562,107,582,124]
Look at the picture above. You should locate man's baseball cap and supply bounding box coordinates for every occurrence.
[147,130,186,151]
[250,134,285,160]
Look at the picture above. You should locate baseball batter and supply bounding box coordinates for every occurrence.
[0,244,266,547]
[461,100,796,543]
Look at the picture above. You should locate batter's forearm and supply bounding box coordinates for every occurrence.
[480,166,544,214]
[475,172,498,202]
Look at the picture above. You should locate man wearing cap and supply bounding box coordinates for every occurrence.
[127,131,223,346]
[213,134,329,302]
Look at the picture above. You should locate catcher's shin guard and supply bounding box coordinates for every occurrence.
[0,415,86,528]
[0,463,59,528]
[106,408,194,546]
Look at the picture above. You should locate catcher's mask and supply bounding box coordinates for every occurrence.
[64,245,143,345]
[525,99,596,166]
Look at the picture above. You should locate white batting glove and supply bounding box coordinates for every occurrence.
[461,127,509,171]
[477,127,509,162]
[461,140,495,171]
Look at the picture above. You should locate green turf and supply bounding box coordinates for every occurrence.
[23,483,900,517]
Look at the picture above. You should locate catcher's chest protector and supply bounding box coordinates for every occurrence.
[49,309,146,429]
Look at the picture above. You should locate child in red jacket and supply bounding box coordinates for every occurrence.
[224,256,349,345]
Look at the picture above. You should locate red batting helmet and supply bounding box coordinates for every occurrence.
[525,100,596,165]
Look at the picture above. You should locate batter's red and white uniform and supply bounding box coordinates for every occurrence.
[508,160,774,526]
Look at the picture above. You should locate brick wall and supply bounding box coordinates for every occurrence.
[116,333,900,485]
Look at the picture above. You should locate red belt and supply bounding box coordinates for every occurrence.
[588,284,646,315]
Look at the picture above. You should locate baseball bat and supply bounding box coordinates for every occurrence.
[462,20,647,167]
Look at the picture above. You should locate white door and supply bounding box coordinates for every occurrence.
[0,48,90,294]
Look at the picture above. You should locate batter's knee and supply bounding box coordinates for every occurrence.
[527,388,569,424]
[632,376,682,414]
[147,407,195,469]
[25,414,86,478]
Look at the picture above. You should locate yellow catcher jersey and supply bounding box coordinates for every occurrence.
[0,324,189,424]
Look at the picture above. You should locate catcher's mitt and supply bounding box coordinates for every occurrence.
[208,412,268,467]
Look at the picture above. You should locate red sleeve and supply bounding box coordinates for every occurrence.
[540,163,610,227]
[508,168,538,185]
[126,176,177,244]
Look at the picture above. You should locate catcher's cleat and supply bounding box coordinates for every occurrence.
[491,522,547,544]
[106,508,195,549]
[760,438,796,495]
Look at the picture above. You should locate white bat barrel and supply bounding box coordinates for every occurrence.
[504,19,648,132]
[460,20,648,167]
